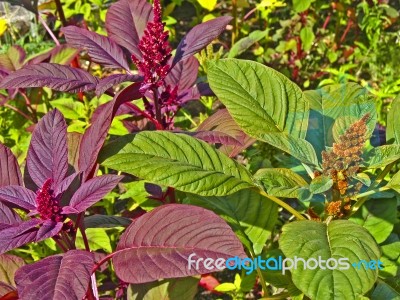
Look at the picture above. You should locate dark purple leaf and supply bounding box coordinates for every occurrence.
[84,214,132,229]
[79,83,143,180]
[176,82,214,104]
[165,56,198,93]
[26,109,68,189]
[0,45,26,72]
[95,74,142,96]
[144,183,162,198]
[0,202,21,226]
[113,204,246,283]
[0,254,25,287]
[36,220,63,241]
[54,172,81,197]
[0,219,42,254]
[62,26,130,70]
[105,0,153,59]
[173,16,232,66]
[62,175,122,213]
[0,186,36,211]
[0,144,22,187]
[15,250,94,300]
[0,63,98,93]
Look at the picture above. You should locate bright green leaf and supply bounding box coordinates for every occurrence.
[197,0,217,11]
[280,220,380,299]
[387,95,400,144]
[100,131,254,196]
[365,145,400,168]
[309,175,333,194]
[293,0,311,12]
[300,27,315,51]
[76,228,112,253]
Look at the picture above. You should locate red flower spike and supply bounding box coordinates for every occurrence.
[36,179,64,223]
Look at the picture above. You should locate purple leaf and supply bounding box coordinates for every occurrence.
[0,45,26,72]
[26,109,68,189]
[62,26,130,70]
[192,131,242,146]
[95,74,142,96]
[0,254,25,287]
[113,204,246,283]
[0,202,21,225]
[15,250,94,300]
[63,175,122,213]
[0,144,22,187]
[0,219,42,254]
[79,83,142,179]
[197,109,256,157]
[54,172,81,197]
[36,220,63,241]
[0,186,36,211]
[0,63,98,93]
[165,56,198,93]
[173,16,232,66]
[106,0,153,59]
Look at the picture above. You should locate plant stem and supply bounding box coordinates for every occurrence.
[38,14,60,46]
[351,162,395,214]
[54,0,67,26]
[4,104,33,122]
[92,252,116,274]
[257,189,305,220]
[152,88,162,128]
[249,248,269,297]
[231,0,238,46]
[53,237,68,252]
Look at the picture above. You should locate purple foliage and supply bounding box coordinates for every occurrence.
[113,204,246,283]
[0,63,98,92]
[95,74,142,96]
[15,250,94,300]
[62,26,130,70]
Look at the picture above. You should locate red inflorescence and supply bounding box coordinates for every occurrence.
[36,179,64,222]
[131,0,172,91]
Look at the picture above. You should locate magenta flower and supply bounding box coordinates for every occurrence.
[0,109,122,254]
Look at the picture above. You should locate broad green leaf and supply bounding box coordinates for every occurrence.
[305,84,376,160]
[76,228,112,253]
[365,145,400,168]
[300,27,315,51]
[50,45,79,65]
[350,197,398,243]
[128,277,199,300]
[371,280,400,300]
[386,95,400,144]
[228,30,269,58]
[100,131,253,196]
[293,0,311,12]
[280,220,380,300]
[309,175,333,194]
[207,59,309,139]
[254,168,308,198]
[185,188,278,255]
[387,170,400,193]
[259,133,319,166]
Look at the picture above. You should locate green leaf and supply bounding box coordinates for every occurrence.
[50,45,79,65]
[254,168,308,198]
[309,175,333,194]
[300,27,315,51]
[365,145,400,168]
[228,30,269,58]
[185,188,278,255]
[305,84,376,161]
[387,170,400,193]
[207,59,309,140]
[128,277,199,300]
[50,98,85,119]
[76,228,112,253]
[386,95,400,144]
[197,0,217,11]
[259,133,319,166]
[293,0,311,12]
[280,220,380,299]
[371,280,400,300]
[350,197,398,243]
[214,282,237,292]
[100,131,254,196]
